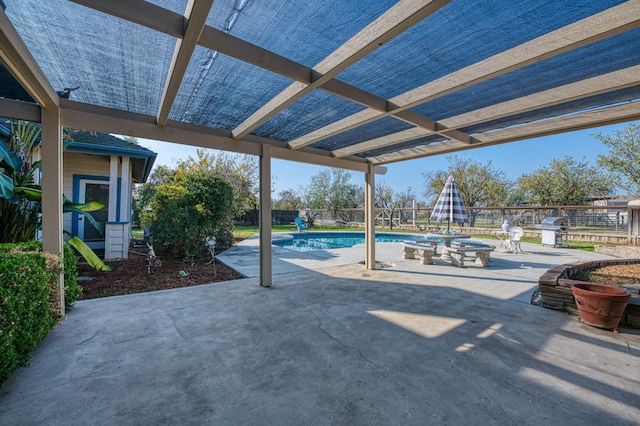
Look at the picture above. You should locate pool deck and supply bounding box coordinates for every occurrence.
[2,232,639,425]
[217,232,608,303]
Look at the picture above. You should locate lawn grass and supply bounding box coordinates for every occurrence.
[133,226,600,252]
[473,234,597,251]
[233,224,366,238]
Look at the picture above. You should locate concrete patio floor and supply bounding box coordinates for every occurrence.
[1,236,639,425]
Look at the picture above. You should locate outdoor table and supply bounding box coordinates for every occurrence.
[426,232,470,263]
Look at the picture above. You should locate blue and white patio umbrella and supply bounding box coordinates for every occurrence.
[430,175,470,232]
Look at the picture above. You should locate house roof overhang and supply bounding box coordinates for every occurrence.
[0,120,157,182]
[0,0,638,169]
[63,131,157,183]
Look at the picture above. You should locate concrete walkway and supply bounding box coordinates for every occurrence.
[1,236,639,425]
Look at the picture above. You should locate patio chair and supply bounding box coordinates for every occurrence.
[509,227,524,252]
[294,216,309,232]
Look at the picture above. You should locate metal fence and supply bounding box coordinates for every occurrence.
[298,206,629,232]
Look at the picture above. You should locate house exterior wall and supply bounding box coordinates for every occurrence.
[105,223,128,260]
[63,152,132,259]
[63,152,110,235]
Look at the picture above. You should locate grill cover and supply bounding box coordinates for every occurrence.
[535,216,569,231]
[540,216,569,226]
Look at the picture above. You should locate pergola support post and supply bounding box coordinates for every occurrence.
[259,144,272,287]
[365,164,375,270]
[41,106,65,315]
[108,156,119,222]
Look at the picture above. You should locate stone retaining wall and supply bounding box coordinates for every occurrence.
[538,259,640,328]
[396,225,629,244]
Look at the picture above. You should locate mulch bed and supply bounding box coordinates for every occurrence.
[581,263,640,286]
[76,240,640,300]
[77,245,244,300]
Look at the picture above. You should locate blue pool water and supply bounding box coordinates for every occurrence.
[272,232,434,252]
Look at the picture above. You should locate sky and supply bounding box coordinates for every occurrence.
[133,121,637,202]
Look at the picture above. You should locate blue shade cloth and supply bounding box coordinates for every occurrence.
[1,0,637,161]
[430,176,470,227]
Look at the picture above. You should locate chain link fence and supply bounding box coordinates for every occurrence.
[292,206,629,232]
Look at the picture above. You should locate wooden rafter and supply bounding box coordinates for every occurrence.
[0,8,58,107]
[288,1,640,149]
[369,102,640,164]
[156,0,215,126]
[333,65,640,157]
[231,0,451,139]
[71,0,473,146]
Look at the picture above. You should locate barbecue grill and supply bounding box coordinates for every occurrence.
[534,216,569,247]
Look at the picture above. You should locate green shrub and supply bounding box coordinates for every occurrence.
[143,173,235,257]
[0,244,58,385]
[63,243,81,308]
[0,241,80,386]
[0,242,80,308]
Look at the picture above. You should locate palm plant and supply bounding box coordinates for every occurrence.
[0,120,42,242]
[0,120,110,270]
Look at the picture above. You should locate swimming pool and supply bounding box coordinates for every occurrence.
[271,232,433,252]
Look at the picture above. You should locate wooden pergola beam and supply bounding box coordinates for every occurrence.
[70,0,185,37]
[0,98,40,121]
[156,0,214,126]
[288,2,640,149]
[71,0,472,150]
[369,102,640,164]
[333,65,640,157]
[231,0,451,139]
[0,8,58,107]
[59,99,385,174]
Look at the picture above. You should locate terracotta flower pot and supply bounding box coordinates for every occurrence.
[571,283,631,331]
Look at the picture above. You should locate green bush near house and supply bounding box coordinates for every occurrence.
[142,173,235,257]
[0,241,80,386]
[62,243,80,307]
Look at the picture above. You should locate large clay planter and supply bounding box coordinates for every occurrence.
[571,283,631,331]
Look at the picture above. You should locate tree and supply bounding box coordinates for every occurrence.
[141,170,235,256]
[375,182,415,230]
[132,164,173,226]
[176,150,259,217]
[305,168,363,221]
[595,123,640,196]
[122,135,139,144]
[422,155,509,226]
[273,189,302,210]
[516,156,614,205]
[136,150,260,226]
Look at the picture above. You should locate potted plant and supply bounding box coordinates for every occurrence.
[571,283,631,332]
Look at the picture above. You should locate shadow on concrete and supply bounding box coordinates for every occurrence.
[2,265,639,425]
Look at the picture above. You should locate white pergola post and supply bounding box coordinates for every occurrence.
[108,156,119,222]
[259,144,272,287]
[120,156,131,258]
[119,156,130,221]
[41,106,65,315]
[365,164,375,270]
